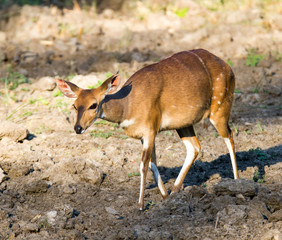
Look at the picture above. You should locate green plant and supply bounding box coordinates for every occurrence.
[256,122,263,132]
[164,131,173,136]
[20,111,33,118]
[234,89,242,93]
[144,201,155,211]
[94,119,118,128]
[246,49,264,67]
[250,147,268,161]
[0,66,29,90]
[275,52,282,62]
[127,172,141,177]
[21,87,30,92]
[35,124,53,134]
[55,99,68,108]
[6,102,29,120]
[38,218,51,229]
[28,98,37,104]
[90,130,113,139]
[174,7,189,18]
[53,90,64,97]
[253,170,265,183]
[38,97,49,105]
[88,80,103,89]
[59,22,69,35]
[106,72,113,78]
[227,60,233,67]
[251,87,259,93]
[232,124,239,134]
[244,129,252,135]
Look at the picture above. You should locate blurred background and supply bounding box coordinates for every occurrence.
[0,0,281,89]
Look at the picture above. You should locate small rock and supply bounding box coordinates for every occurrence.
[261,229,282,240]
[213,179,256,197]
[264,162,282,184]
[0,120,28,142]
[216,205,247,225]
[32,76,56,91]
[8,165,31,178]
[269,209,282,222]
[22,223,38,233]
[25,180,49,194]
[47,211,57,225]
[70,74,101,89]
[184,185,208,198]
[62,185,77,194]
[65,208,80,219]
[105,207,119,216]
[0,168,7,183]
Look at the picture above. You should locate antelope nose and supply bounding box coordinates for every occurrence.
[74,125,83,134]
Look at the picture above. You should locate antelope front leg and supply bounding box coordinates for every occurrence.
[138,136,155,210]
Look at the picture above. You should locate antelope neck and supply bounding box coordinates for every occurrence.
[99,92,127,124]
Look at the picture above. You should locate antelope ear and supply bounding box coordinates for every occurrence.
[102,73,121,95]
[56,79,80,98]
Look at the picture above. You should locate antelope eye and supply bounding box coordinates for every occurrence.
[73,104,77,110]
[89,103,97,110]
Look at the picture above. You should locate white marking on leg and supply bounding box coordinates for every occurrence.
[139,161,144,210]
[120,118,135,128]
[224,138,238,179]
[210,119,216,127]
[149,162,167,197]
[142,137,149,150]
[174,140,196,188]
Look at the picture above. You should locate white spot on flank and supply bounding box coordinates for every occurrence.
[218,101,221,104]
[216,77,220,81]
[120,118,135,128]
[213,96,217,99]
[211,112,214,116]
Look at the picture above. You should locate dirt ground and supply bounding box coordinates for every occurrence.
[0,1,281,239]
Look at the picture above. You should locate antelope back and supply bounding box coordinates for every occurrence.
[115,49,234,134]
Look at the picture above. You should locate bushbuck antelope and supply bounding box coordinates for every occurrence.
[56,49,239,210]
